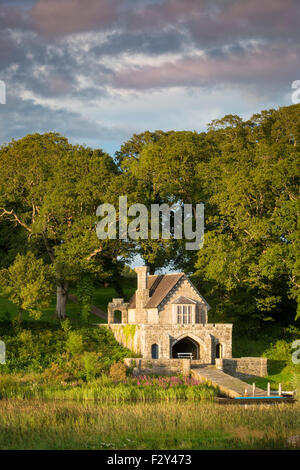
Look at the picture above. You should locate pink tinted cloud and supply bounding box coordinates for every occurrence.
[29,0,300,44]
[0,4,31,30]
[31,0,120,35]
[127,0,208,31]
[129,0,300,43]
[0,33,18,64]
[113,45,300,90]
[192,0,300,42]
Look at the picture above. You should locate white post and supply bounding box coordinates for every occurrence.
[278,383,282,396]
[252,382,255,397]
[267,382,270,397]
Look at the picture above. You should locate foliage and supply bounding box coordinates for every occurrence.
[0,104,299,324]
[109,362,127,382]
[263,340,292,362]
[0,133,125,319]
[0,322,136,374]
[111,105,299,322]
[123,324,136,343]
[82,352,101,381]
[193,105,300,324]
[0,252,53,320]
[75,275,95,321]
[65,331,84,357]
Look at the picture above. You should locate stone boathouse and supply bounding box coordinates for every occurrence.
[106,266,232,364]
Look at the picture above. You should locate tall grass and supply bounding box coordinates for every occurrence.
[0,399,299,449]
[0,374,217,403]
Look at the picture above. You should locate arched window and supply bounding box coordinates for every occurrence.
[151,344,159,359]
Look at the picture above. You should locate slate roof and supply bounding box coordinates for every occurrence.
[128,273,184,309]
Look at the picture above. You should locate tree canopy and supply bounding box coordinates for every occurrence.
[0,104,299,325]
[0,133,127,318]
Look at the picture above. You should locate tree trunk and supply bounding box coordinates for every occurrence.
[56,281,68,320]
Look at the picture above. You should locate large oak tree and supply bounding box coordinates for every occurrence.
[0,133,125,319]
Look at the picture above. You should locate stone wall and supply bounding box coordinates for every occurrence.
[104,323,233,363]
[138,323,232,362]
[215,357,268,378]
[124,358,191,376]
[106,324,142,355]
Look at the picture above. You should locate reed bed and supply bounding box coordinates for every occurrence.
[0,374,217,403]
[0,399,299,450]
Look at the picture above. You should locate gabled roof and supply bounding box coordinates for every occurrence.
[128,273,184,309]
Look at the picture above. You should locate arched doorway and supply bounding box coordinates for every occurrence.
[151,344,159,359]
[216,343,223,359]
[107,299,129,324]
[113,310,122,323]
[172,336,199,359]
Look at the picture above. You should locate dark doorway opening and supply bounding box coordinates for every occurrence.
[216,343,223,359]
[172,337,199,359]
[113,310,122,323]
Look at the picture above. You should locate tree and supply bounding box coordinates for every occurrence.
[113,131,217,273]
[0,133,125,319]
[194,104,300,324]
[0,252,53,320]
[115,130,169,167]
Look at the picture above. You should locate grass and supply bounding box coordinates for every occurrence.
[0,284,135,326]
[233,324,300,391]
[243,361,300,392]
[0,400,299,450]
[0,373,217,402]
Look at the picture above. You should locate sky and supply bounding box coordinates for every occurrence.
[0,0,299,156]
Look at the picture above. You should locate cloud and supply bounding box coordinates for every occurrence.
[90,29,187,58]
[127,0,300,46]
[113,44,300,96]
[0,0,299,153]
[0,3,31,30]
[31,0,120,35]
[0,93,132,150]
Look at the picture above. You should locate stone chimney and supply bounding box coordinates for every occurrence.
[135,266,150,311]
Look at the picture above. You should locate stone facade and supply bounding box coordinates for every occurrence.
[103,266,268,379]
[107,322,232,364]
[215,357,268,378]
[124,358,192,376]
[105,266,233,364]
